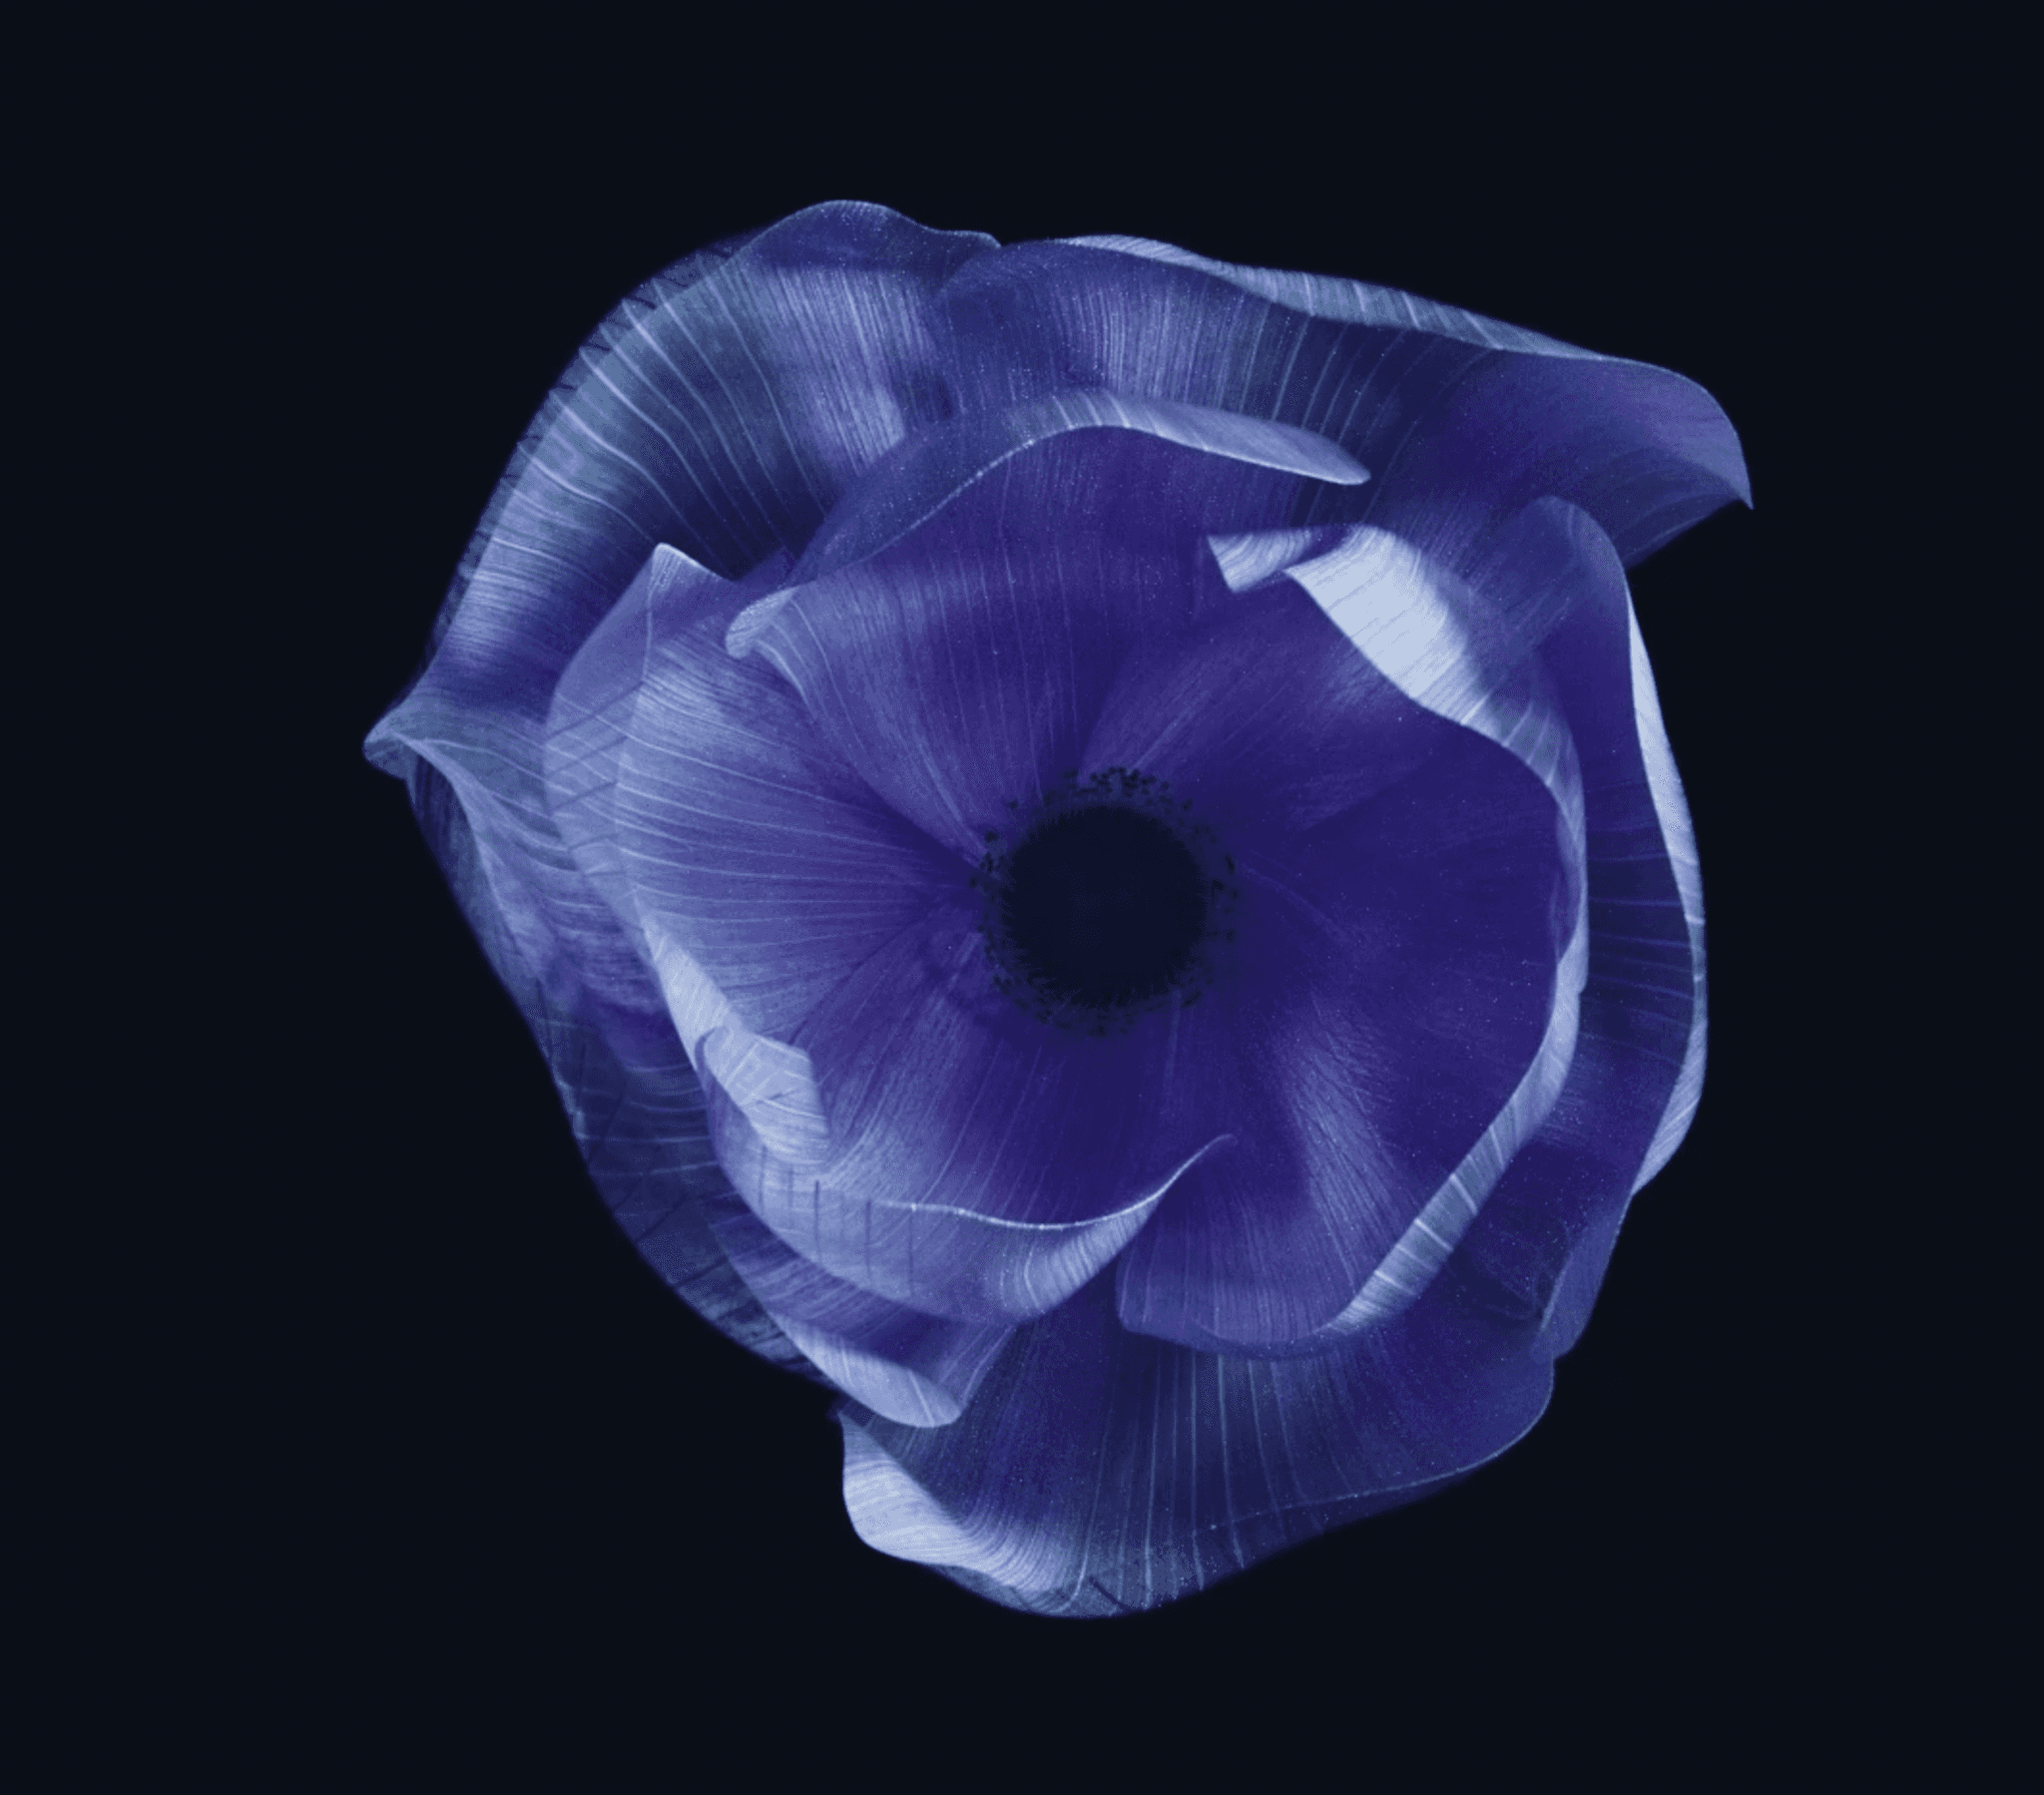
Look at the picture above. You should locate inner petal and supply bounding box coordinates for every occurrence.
[734,426,1340,865]
[1116,718,1568,1352]
[609,570,965,1046]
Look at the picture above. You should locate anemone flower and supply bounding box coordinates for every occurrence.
[366,202,1747,1615]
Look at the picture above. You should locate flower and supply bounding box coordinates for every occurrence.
[365,202,1747,1615]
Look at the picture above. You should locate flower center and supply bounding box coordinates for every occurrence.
[975,768,1237,1033]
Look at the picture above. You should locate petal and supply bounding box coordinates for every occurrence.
[788,388,1365,583]
[839,1263,1553,1615]
[1205,525,1349,597]
[1082,543,1452,842]
[1114,725,1571,1352]
[1101,529,1587,1351]
[1281,527,1595,1337]
[566,202,993,582]
[937,234,1747,578]
[383,203,994,742]
[1061,233,1608,355]
[708,1199,1012,1428]
[1443,500,1707,1356]
[544,543,773,974]
[735,417,1357,863]
[685,917,1228,1324]
[602,549,964,1045]
[370,541,825,1379]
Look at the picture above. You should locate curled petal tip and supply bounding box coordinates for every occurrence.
[724,588,798,660]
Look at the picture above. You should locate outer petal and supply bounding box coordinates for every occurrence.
[731,409,1363,864]
[786,387,1365,584]
[379,204,994,748]
[936,233,1748,580]
[708,1198,1012,1428]
[839,1262,1552,1615]
[360,203,1007,1376]
[1443,499,1708,1357]
[370,538,825,1378]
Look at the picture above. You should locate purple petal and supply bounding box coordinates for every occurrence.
[790,388,1365,582]
[839,1263,1553,1615]
[1060,234,1607,354]
[385,204,992,742]
[370,541,824,1379]
[691,917,1228,1324]
[1112,724,1570,1352]
[522,202,993,589]
[1092,530,1586,1351]
[1079,536,1482,841]
[735,420,1354,864]
[709,1200,1012,1427]
[937,234,1747,576]
[595,548,963,1046]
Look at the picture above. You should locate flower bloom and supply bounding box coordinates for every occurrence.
[367,203,1746,1614]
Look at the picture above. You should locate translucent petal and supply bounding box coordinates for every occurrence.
[382,204,991,748]
[370,541,822,1378]
[1281,526,1594,1336]
[1061,232,1604,353]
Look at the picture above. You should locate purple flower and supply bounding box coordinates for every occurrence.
[366,202,1746,1615]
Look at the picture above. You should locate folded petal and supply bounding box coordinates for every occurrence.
[600,549,965,1045]
[789,388,1365,583]
[734,418,1356,863]
[708,1199,1012,1428]
[1082,542,1456,844]
[840,1263,1553,1615]
[1443,500,1707,1355]
[1288,528,1594,1334]
[369,540,827,1379]
[937,234,1747,580]
[689,917,1227,1324]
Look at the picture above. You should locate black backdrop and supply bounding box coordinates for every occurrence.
[124,24,1961,1778]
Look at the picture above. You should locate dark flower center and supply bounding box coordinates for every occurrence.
[1001,805,1207,1008]
[975,768,1237,1033]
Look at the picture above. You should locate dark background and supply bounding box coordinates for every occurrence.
[77,19,1978,1779]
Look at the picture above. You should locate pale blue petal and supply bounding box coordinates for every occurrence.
[372,540,822,1376]
[710,1201,1013,1427]
[595,543,960,1046]
[790,388,1365,582]
[1441,499,1706,1357]
[737,420,1346,863]
[938,235,1748,575]
[840,1263,1552,1615]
